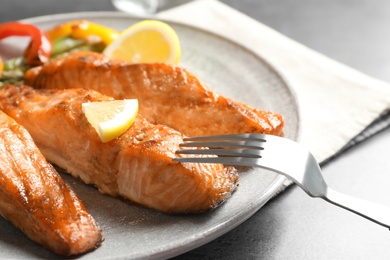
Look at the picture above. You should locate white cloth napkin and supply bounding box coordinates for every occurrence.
[158,0,390,164]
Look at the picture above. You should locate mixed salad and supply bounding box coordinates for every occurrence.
[0,20,119,87]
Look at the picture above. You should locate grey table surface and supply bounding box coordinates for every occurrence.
[2,0,390,259]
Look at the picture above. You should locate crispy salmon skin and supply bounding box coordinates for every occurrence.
[0,85,238,213]
[0,110,102,256]
[25,51,284,137]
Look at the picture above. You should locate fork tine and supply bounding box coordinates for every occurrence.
[175,134,266,164]
[179,140,264,149]
[176,148,262,158]
[183,133,266,141]
[173,156,259,166]
[181,134,266,149]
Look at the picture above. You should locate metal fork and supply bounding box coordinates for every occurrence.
[174,133,390,229]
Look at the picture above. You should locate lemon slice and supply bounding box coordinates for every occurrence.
[82,99,138,142]
[103,20,181,64]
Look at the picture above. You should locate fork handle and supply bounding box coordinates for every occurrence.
[324,188,390,229]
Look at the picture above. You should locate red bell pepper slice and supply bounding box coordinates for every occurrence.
[0,21,52,65]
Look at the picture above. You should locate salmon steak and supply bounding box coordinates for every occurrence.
[0,85,238,214]
[24,51,284,137]
[0,110,102,256]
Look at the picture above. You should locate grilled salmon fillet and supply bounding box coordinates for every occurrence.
[0,110,102,256]
[0,85,238,213]
[24,51,284,137]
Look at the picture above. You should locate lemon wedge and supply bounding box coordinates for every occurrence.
[82,99,138,143]
[103,20,181,64]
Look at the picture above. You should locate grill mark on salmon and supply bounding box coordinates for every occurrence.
[0,85,238,214]
[0,110,102,256]
[24,51,284,137]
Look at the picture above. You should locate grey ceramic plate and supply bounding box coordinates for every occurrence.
[0,12,301,259]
